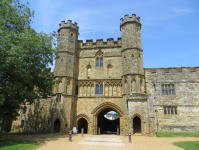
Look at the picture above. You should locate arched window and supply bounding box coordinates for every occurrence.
[75,85,78,95]
[100,84,103,94]
[100,58,103,67]
[96,58,99,67]
[96,84,99,94]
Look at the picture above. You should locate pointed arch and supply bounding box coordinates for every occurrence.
[95,50,104,67]
[95,50,104,57]
[107,63,113,76]
[86,63,92,77]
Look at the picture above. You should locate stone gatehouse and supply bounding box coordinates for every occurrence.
[11,14,199,136]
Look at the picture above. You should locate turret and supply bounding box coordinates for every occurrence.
[121,14,145,94]
[54,20,79,95]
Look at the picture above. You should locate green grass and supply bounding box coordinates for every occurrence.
[173,141,199,150]
[157,132,199,137]
[0,140,45,150]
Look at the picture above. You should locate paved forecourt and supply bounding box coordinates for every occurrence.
[78,135,125,146]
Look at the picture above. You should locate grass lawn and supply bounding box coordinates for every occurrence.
[157,132,199,137]
[0,131,50,135]
[0,140,45,150]
[173,141,199,150]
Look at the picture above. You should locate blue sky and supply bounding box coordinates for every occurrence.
[20,0,199,71]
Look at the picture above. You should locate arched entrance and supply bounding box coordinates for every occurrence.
[133,116,141,134]
[78,118,88,133]
[54,119,60,133]
[98,108,120,134]
[92,102,123,135]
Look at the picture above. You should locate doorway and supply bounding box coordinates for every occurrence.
[78,118,88,133]
[133,116,141,134]
[54,119,60,133]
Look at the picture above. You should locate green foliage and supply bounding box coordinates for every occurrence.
[0,140,45,150]
[173,141,199,150]
[157,132,199,137]
[0,0,58,122]
[107,112,120,117]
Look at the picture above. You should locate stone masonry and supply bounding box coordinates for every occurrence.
[11,14,199,136]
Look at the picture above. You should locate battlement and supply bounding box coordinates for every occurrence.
[145,67,199,73]
[58,20,79,32]
[120,14,141,27]
[78,38,121,49]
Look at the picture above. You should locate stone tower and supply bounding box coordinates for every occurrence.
[120,14,145,95]
[53,20,79,131]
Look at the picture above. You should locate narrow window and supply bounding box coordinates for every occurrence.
[71,33,73,37]
[21,120,24,128]
[167,107,170,114]
[137,28,138,31]
[171,107,174,114]
[174,107,177,115]
[75,85,78,95]
[96,84,99,94]
[96,58,99,67]
[100,58,103,67]
[100,84,103,94]
[164,107,167,114]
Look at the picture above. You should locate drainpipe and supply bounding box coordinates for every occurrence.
[153,82,159,132]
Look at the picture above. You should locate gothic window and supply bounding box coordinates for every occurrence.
[162,85,175,95]
[95,50,104,67]
[21,120,24,128]
[100,58,103,67]
[71,33,73,37]
[96,84,103,95]
[96,84,99,94]
[96,58,99,67]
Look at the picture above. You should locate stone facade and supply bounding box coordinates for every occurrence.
[11,14,199,136]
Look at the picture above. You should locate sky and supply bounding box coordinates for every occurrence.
[20,0,199,71]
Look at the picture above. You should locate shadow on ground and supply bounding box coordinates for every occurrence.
[0,133,78,142]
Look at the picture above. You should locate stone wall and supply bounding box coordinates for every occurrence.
[145,67,199,132]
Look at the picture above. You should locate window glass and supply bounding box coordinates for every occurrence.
[21,120,24,128]
[96,58,99,67]
[172,90,175,95]
[165,90,168,95]
[164,107,167,114]
[174,107,177,115]
[167,107,170,114]
[168,85,170,89]
[171,107,173,114]
[162,90,164,95]
[162,85,164,89]
[100,58,103,67]
[96,84,99,94]
[169,90,171,95]
[172,85,174,89]
[100,84,103,94]
[165,85,167,89]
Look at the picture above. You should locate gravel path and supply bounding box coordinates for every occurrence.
[1,133,199,150]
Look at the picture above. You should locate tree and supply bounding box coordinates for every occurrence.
[0,0,58,124]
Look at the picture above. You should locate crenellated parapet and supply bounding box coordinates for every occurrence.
[78,37,121,49]
[120,14,141,29]
[58,20,79,33]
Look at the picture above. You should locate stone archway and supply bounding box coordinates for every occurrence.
[92,102,123,135]
[74,114,90,134]
[131,114,142,134]
[54,119,60,133]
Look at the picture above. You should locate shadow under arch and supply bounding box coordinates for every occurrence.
[131,113,142,134]
[74,114,90,133]
[92,102,124,135]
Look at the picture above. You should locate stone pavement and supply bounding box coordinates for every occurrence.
[78,135,125,146]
